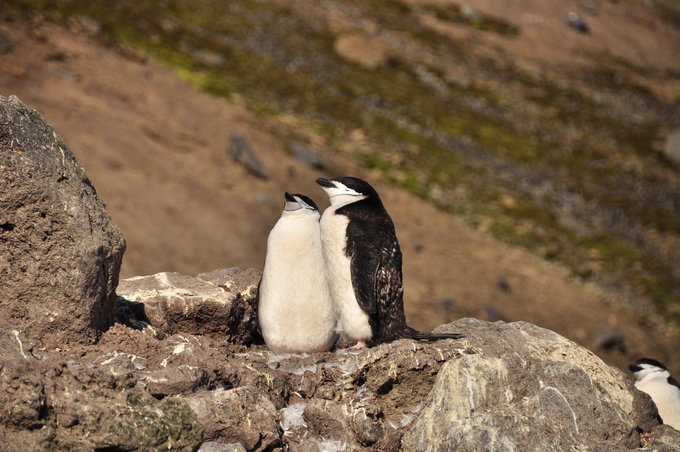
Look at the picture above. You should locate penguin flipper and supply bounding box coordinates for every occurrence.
[348,240,380,316]
[346,218,391,316]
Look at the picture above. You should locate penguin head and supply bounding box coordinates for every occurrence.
[282,192,319,217]
[316,177,380,207]
[629,358,670,383]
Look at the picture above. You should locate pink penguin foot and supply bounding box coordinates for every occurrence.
[349,340,367,350]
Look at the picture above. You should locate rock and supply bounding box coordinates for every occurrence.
[0,32,14,55]
[0,302,659,451]
[0,95,125,347]
[579,0,598,15]
[594,325,626,352]
[136,334,211,396]
[564,12,590,33]
[52,390,204,451]
[72,16,102,35]
[334,32,393,69]
[0,330,203,451]
[229,133,268,179]
[198,442,247,452]
[183,386,280,450]
[289,140,325,169]
[460,5,482,22]
[254,192,278,209]
[437,298,456,312]
[633,388,661,432]
[483,304,508,322]
[642,424,680,450]
[663,128,680,165]
[178,41,226,67]
[402,318,646,451]
[116,268,262,344]
[496,277,511,293]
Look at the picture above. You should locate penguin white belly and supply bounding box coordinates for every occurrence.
[320,207,372,341]
[635,379,680,429]
[259,217,336,353]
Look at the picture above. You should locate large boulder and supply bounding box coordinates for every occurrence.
[402,318,654,450]
[0,95,125,347]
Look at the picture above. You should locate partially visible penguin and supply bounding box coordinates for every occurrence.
[258,192,337,353]
[315,176,463,349]
[629,358,680,429]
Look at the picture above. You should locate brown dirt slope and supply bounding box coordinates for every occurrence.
[0,17,677,375]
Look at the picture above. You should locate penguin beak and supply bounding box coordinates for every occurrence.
[316,178,335,188]
[628,364,642,373]
[284,192,296,202]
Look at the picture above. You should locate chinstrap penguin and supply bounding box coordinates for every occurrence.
[258,192,337,354]
[629,358,680,430]
[316,176,463,349]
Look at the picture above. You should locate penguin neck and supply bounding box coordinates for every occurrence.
[636,369,670,386]
[328,194,368,207]
[281,210,320,220]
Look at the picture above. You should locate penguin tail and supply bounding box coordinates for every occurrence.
[407,328,464,341]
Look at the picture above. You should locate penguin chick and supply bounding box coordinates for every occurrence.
[258,192,337,354]
[629,358,680,430]
[316,176,463,349]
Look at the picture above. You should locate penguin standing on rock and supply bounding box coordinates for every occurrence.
[629,358,680,430]
[316,176,463,349]
[258,193,337,354]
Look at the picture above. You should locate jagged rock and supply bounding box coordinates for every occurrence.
[0,307,661,451]
[116,268,261,344]
[198,442,247,452]
[183,386,280,450]
[135,334,211,396]
[229,133,268,179]
[642,424,680,451]
[50,389,203,451]
[0,329,203,451]
[402,318,646,451]
[0,95,125,347]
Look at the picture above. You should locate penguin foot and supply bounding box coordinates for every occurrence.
[349,340,367,350]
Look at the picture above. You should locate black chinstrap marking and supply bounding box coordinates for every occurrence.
[631,357,668,371]
[668,375,680,389]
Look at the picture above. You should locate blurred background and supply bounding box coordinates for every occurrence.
[1,0,678,376]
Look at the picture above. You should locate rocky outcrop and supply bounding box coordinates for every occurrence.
[0,329,203,451]
[403,320,650,450]
[0,95,125,347]
[3,309,678,451]
[116,268,262,343]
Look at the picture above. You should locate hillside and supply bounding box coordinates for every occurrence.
[1,1,678,375]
